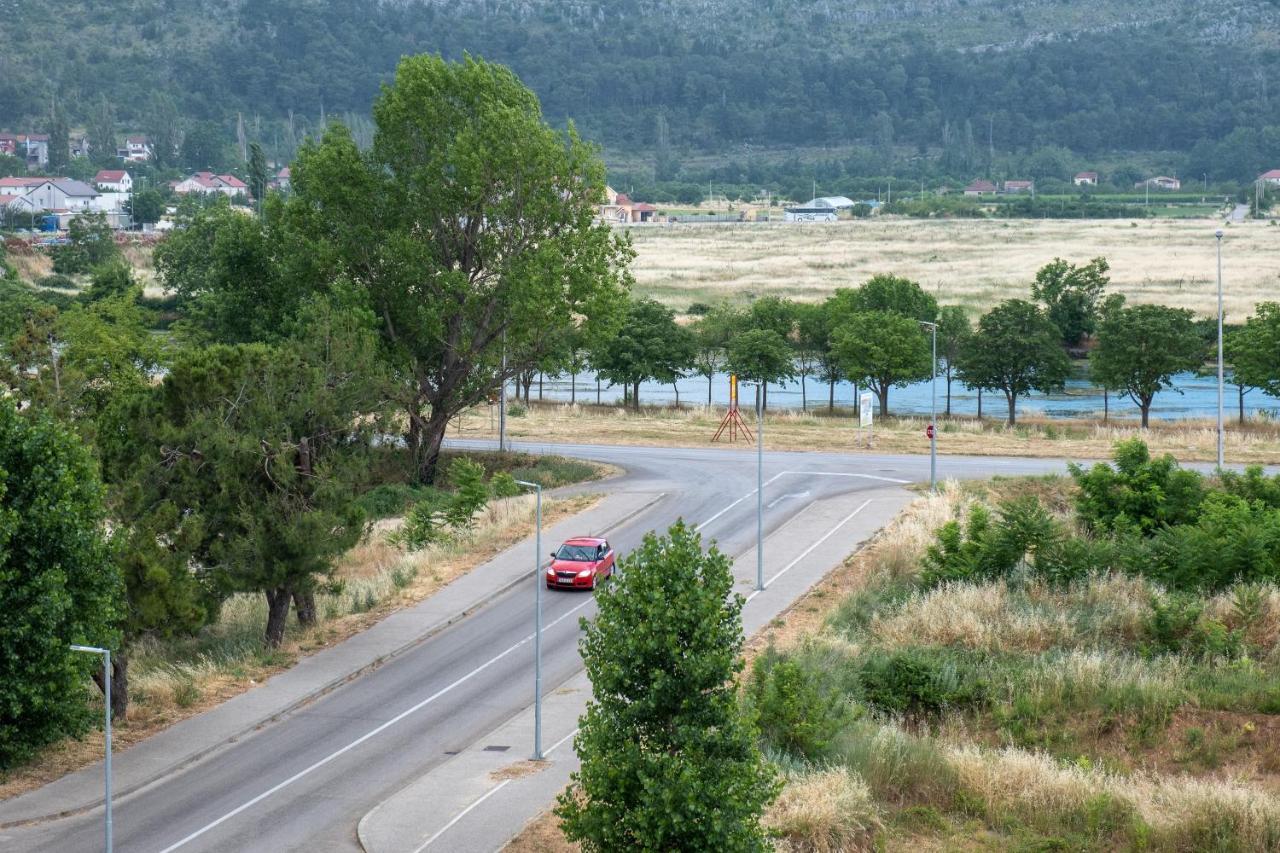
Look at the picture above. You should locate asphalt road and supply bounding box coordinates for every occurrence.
[8,443,1079,853]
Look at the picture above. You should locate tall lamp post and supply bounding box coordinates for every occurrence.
[514,480,543,759]
[919,321,938,492]
[756,380,764,591]
[71,644,112,853]
[1215,229,1225,469]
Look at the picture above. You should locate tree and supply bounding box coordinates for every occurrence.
[126,188,166,227]
[726,328,794,412]
[556,521,778,851]
[47,99,70,173]
[592,298,693,409]
[1030,256,1110,348]
[286,56,630,482]
[147,93,182,168]
[831,311,931,416]
[82,259,136,303]
[830,274,938,324]
[51,212,121,275]
[87,95,117,166]
[0,400,122,768]
[180,120,230,172]
[798,301,841,411]
[248,141,269,206]
[936,305,971,417]
[1225,303,1280,423]
[690,304,741,407]
[1091,304,1204,428]
[956,299,1070,426]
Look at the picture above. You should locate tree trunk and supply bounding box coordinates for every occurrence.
[977,387,982,420]
[876,383,889,419]
[1103,387,1109,424]
[945,374,952,417]
[633,380,641,410]
[416,404,453,484]
[672,381,680,407]
[538,371,543,400]
[801,374,807,411]
[1240,386,1246,425]
[828,378,835,412]
[1140,400,1151,429]
[1005,390,1017,426]
[92,652,129,720]
[293,589,317,628]
[707,375,713,408]
[597,375,601,405]
[571,369,576,405]
[264,586,293,648]
[763,382,768,413]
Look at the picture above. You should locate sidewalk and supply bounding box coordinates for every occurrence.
[356,485,913,853]
[0,489,665,828]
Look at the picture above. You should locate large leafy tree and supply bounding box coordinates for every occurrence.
[0,400,121,769]
[726,328,794,412]
[690,304,742,407]
[1091,304,1204,428]
[287,55,629,482]
[1030,256,1110,347]
[1227,303,1280,421]
[829,274,939,323]
[591,297,693,409]
[956,299,1070,426]
[936,305,972,417]
[557,521,778,851]
[831,311,931,416]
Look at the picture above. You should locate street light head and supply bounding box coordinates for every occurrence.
[1215,229,1224,240]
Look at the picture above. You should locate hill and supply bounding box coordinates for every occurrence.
[1,0,1279,185]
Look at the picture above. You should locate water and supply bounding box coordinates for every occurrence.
[515,368,1280,422]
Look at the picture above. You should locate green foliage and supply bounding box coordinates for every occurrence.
[1030,256,1110,347]
[557,521,778,852]
[956,299,1070,425]
[1091,304,1204,426]
[1069,439,1205,535]
[725,327,794,386]
[922,497,1062,587]
[397,491,451,550]
[747,648,852,760]
[831,311,931,416]
[125,188,166,226]
[356,484,434,519]
[82,259,137,303]
[50,213,121,275]
[591,297,693,408]
[1219,465,1280,510]
[1226,302,1280,399]
[445,457,489,530]
[830,274,938,323]
[0,401,122,768]
[488,471,522,499]
[855,648,986,717]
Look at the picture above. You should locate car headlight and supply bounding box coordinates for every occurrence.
[577,569,593,577]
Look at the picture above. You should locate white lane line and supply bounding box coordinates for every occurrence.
[744,499,874,603]
[547,727,579,756]
[412,780,512,853]
[156,596,596,853]
[784,470,910,484]
[695,472,786,531]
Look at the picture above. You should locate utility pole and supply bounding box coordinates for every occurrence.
[71,645,112,853]
[515,481,543,759]
[1216,229,1225,468]
[498,331,507,452]
[756,382,764,592]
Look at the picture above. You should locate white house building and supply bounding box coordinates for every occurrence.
[174,171,250,198]
[122,136,152,162]
[1258,169,1280,188]
[94,170,133,193]
[19,178,100,212]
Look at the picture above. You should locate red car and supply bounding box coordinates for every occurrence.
[546,537,616,590]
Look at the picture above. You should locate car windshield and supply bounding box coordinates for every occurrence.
[555,544,597,562]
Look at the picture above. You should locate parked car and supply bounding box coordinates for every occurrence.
[546,537,616,590]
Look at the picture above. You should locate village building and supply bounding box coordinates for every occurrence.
[94,170,133,193]
[1073,171,1099,186]
[1003,180,1034,194]
[1257,169,1280,188]
[963,179,997,196]
[1136,175,1181,190]
[173,171,250,197]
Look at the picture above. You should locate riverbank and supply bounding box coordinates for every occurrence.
[456,401,1280,465]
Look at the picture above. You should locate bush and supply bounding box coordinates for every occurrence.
[445,457,489,529]
[687,301,712,315]
[356,484,426,519]
[506,403,526,417]
[489,471,521,498]
[1070,439,1205,535]
[855,648,986,717]
[747,648,853,760]
[922,497,1061,587]
[37,273,78,291]
[395,490,450,549]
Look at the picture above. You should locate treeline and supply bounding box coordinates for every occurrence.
[3,1,1280,183]
[0,56,630,767]
[562,258,1280,427]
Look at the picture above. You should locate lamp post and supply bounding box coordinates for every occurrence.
[514,479,543,759]
[756,380,764,591]
[71,644,112,853]
[498,332,507,453]
[920,320,938,492]
[1215,229,1225,469]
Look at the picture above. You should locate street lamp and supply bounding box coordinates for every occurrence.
[919,321,938,492]
[514,479,543,759]
[756,380,764,592]
[71,644,113,853]
[1215,229,1225,469]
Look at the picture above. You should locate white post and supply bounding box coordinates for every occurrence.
[1216,229,1225,468]
[756,383,764,592]
[499,332,507,453]
[71,645,111,853]
[515,481,543,759]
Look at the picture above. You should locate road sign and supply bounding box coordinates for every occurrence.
[859,393,873,428]
[926,423,935,439]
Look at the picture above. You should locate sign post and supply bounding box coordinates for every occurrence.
[859,392,873,447]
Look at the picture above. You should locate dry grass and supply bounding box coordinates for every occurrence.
[8,246,52,282]
[626,218,1280,319]
[765,768,882,853]
[0,493,598,801]
[479,401,1280,465]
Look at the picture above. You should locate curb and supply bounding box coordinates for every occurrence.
[1,489,665,830]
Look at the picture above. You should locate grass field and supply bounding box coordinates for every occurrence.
[626,218,1280,318]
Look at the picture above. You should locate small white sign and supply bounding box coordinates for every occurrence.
[859,392,873,427]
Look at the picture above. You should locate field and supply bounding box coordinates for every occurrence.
[626,218,1280,318]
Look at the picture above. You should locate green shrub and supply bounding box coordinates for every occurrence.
[1143,593,1205,655]
[37,273,78,291]
[396,490,451,549]
[855,648,986,717]
[489,471,521,498]
[1219,466,1280,509]
[686,301,712,315]
[507,403,526,417]
[445,457,489,529]
[747,648,853,760]
[922,497,1061,588]
[357,483,424,518]
[1069,439,1205,535]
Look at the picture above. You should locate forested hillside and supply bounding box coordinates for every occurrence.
[1,0,1279,183]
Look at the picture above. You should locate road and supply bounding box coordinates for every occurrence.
[5,443,1077,852]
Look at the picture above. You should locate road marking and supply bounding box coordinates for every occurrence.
[547,727,579,755]
[767,490,810,509]
[412,780,512,852]
[783,470,910,484]
[156,597,596,853]
[745,499,874,603]
[695,472,785,531]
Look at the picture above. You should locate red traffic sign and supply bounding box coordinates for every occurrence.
[926,424,935,439]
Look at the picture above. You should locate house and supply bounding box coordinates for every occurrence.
[121,135,152,162]
[173,171,249,198]
[783,197,855,222]
[270,166,291,191]
[94,170,132,193]
[963,179,998,196]
[1003,180,1034,194]
[0,134,50,168]
[71,134,91,159]
[0,176,46,194]
[1136,176,1181,191]
[1074,171,1099,186]
[1257,169,1280,188]
[20,178,100,212]
[598,185,664,224]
